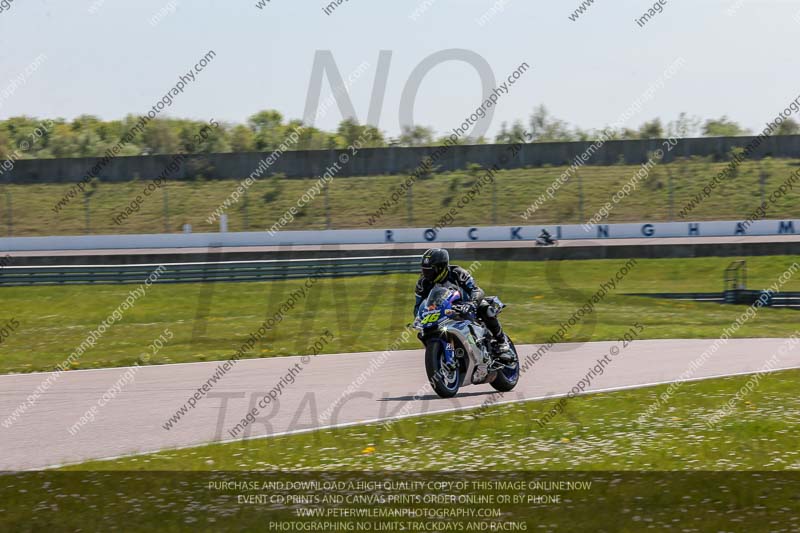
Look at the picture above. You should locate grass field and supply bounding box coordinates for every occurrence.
[4,157,800,236]
[1,256,799,374]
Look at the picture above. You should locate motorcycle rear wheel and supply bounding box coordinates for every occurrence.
[491,337,520,392]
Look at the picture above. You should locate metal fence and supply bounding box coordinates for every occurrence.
[0,255,421,287]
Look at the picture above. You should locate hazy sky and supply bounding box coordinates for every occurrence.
[1,0,798,138]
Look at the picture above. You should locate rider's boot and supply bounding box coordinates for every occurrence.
[493,333,515,364]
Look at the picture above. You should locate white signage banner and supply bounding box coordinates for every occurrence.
[0,219,798,252]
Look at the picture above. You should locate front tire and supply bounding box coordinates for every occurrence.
[491,337,519,392]
[425,339,462,398]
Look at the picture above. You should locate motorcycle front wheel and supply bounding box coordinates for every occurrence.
[424,338,463,398]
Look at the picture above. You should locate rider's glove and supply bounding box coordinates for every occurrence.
[457,302,477,316]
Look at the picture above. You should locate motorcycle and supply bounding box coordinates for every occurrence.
[535,230,557,247]
[413,283,520,398]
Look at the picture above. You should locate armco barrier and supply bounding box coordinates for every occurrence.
[0,255,420,287]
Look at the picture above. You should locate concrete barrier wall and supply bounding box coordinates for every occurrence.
[6,135,800,184]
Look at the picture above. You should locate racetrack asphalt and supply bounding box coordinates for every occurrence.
[2,338,799,471]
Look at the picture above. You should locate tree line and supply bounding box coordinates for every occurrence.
[1,105,798,160]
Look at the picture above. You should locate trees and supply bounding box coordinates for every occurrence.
[3,106,799,161]
[495,120,527,144]
[248,110,286,150]
[71,115,102,134]
[140,119,180,155]
[637,118,664,139]
[776,118,800,136]
[528,105,574,142]
[46,123,81,158]
[666,112,702,139]
[3,116,41,154]
[294,123,336,151]
[702,116,748,137]
[335,118,385,148]
[0,129,10,158]
[195,121,230,153]
[229,124,256,152]
[399,125,434,147]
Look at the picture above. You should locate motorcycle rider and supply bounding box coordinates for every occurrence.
[537,228,556,246]
[413,248,514,363]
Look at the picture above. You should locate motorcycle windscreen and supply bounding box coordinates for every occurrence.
[423,286,459,310]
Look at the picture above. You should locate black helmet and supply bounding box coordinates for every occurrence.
[421,248,449,282]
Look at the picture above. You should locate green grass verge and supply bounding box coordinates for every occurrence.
[5,158,800,236]
[2,256,799,374]
[62,368,800,471]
